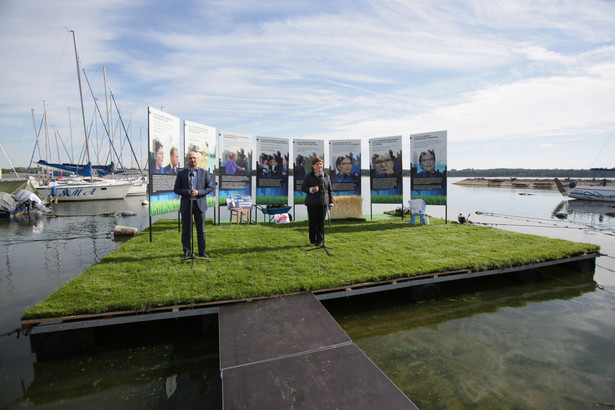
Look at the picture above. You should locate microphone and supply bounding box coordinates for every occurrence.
[189,172,195,195]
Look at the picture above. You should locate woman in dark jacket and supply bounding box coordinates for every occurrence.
[301,157,334,247]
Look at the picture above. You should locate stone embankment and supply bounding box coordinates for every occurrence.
[454,177,613,190]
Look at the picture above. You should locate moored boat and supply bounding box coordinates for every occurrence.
[554,178,615,202]
[31,176,131,202]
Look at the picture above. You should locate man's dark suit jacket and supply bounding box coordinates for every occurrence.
[173,167,213,212]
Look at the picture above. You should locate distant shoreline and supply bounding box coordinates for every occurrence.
[454,177,614,190]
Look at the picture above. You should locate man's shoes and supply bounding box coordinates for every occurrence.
[199,252,210,258]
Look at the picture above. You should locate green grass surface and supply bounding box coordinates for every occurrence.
[22,217,599,320]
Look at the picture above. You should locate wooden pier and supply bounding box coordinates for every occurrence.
[218,293,417,409]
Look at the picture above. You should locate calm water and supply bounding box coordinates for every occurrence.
[1,178,614,408]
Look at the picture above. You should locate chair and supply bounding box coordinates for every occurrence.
[227,194,251,225]
[408,199,426,224]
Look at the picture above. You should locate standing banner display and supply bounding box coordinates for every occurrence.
[256,136,289,205]
[184,120,217,209]
[148,107,181,217]
[293,139,324,205]
[411,130,447,205]
[219,131,252,200]
[369,136,403,204]
[329,139,361,196]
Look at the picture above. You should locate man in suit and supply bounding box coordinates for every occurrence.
[174,151,214,258]
[164,147,180,174]
[301,157,334,247]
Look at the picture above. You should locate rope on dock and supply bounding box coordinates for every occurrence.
[474,210,615,235]
[47,212,117,218]
[0,232,111,246]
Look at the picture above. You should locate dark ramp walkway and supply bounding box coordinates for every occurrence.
[219,293,417,409]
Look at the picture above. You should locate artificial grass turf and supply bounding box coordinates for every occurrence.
[22,217,599,320]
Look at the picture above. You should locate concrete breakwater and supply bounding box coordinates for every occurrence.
[453,177,613,190]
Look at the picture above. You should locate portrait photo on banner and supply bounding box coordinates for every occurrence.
[410,131,447,203]
[184,120,217,173]
[369,136,403,203]
[329,139,361,195]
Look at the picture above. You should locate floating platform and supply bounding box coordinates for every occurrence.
[23,252,597,334]
[219,293,417,409]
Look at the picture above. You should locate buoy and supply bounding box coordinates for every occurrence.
[141,200,149,205]
[119,211,137,217]
[113,225,138,237]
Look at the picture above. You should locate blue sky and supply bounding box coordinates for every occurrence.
[1,0,614,170]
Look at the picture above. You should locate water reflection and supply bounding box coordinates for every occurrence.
[26,318,222,408]
[553,199,615,231]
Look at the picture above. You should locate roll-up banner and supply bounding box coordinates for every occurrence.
[218,131,252,200]
[369,136,403,203]
[329,139,361,196]
[256,136,289,205]
[410,130,447,205]
[148,106,181,216]
[184,120,217,207]
[293,139,324,204]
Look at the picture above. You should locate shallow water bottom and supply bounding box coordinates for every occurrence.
[326,267,615,409]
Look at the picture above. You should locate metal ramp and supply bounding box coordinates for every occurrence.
[219,292,417,409]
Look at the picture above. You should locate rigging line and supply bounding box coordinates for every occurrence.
[81,66,126,173]
[110,89,143,175]
[589,128,615,169]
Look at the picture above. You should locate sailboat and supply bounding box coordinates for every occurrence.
[554,177,615,202]
[30,31,131,202]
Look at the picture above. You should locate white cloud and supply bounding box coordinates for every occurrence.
[1,0,614,169]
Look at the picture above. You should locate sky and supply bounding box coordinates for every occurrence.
[1,0,614,170]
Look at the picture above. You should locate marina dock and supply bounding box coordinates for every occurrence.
[219,293,417,409]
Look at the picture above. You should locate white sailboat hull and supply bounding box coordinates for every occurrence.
[568,185,615,202]
[34,178,131,201]
[126,178,148,196]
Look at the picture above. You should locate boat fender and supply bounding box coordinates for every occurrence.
[113,225,138,237]
[569,182,577,188]
[120,211,137,217]
[51,186,57,196]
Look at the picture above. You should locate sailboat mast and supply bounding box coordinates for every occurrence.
[68,107,74,162]
[70,30,91,165]
[103,66,113,165]
[31,108,42,162]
